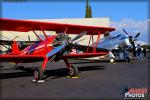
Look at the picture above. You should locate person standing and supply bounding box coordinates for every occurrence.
[143,48,146,58]
[136,44,142,60]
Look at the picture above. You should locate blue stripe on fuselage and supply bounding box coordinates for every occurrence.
[27,41,41,53]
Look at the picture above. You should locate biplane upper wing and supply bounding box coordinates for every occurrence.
[0,18,115,34]
[73,44,108,52]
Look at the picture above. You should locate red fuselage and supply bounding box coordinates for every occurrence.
[19,35,56,56]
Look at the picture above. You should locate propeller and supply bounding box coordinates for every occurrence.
[123,29,140,57]
[123,29,130,36]
[28,35,31,45]
[134,32,140,39]
[46,44,66,57]
[5,36,19,45]
[71,31,87,41]
[18,35,31,49]
[46,31,87,60]
[123,29,140,40]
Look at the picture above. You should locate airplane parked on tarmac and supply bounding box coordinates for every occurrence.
[0,18,115,82]
[95,29,141,63]
[75,29,141,63]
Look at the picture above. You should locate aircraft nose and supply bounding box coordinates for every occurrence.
[125,38,132,47]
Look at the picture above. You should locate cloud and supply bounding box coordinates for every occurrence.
[110,18,150,43]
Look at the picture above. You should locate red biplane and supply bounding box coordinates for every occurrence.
[0,18,115,82]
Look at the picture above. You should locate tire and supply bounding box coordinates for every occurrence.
[68,66,78,77]
[109,57,116,64]
[34,67,43,81]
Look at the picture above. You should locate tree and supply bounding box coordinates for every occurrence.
[89,5,92,18]
[85,0,92,18]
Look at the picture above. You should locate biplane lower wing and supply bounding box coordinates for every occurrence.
[64,52,108,59]
[0,55,44,62]
[74,44,108,52]
[0,52,108,62]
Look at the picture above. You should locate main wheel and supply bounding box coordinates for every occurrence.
[34,67,44,81]
[68,66,78,77]
[109,57,116,64]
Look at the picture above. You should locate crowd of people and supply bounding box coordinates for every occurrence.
[113,44,147,63]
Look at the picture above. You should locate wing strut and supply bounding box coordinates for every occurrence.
[86,31,94,52]
[86,33,92,52]
[94,31,101,53]
[39,25,49,40]
[33,30,44,42]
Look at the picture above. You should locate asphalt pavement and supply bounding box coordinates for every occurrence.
[0,58,149,100]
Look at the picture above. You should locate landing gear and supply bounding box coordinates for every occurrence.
[33,67,44,81]
[64,58,79,77]
[33,67,45,83]
[68,65,78,77]
[109,57,116,64]
[109,51,116,64]
[33,58,48,82]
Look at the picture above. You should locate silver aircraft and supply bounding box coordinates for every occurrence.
[96,29,140,63]
[74,29,140,63]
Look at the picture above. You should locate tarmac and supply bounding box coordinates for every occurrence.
[0,58,149,100]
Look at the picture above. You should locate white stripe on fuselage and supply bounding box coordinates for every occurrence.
[35,44,53,50]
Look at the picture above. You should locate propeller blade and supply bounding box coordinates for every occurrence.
[12,36,19,41]
[47,31,87,58]
[46,44,66,58]
[28,35,31,45]
[123,29,130,36]
[130,40,136,57]
[132,44,136,57]
[134,32,140,39]
[6,36,19,45]
[133,38,138,41]
[71,31,87,41]
[74,38,86,44]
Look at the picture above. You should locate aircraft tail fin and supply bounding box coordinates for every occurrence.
[11,41,20,54]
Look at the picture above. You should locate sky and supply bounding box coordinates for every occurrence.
[1,0,150,43]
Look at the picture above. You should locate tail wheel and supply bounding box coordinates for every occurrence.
[109,57,116,64]
[68,66,78,77]
[34,67,43,81]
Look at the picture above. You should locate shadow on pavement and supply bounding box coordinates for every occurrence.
[0,65,107,80]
